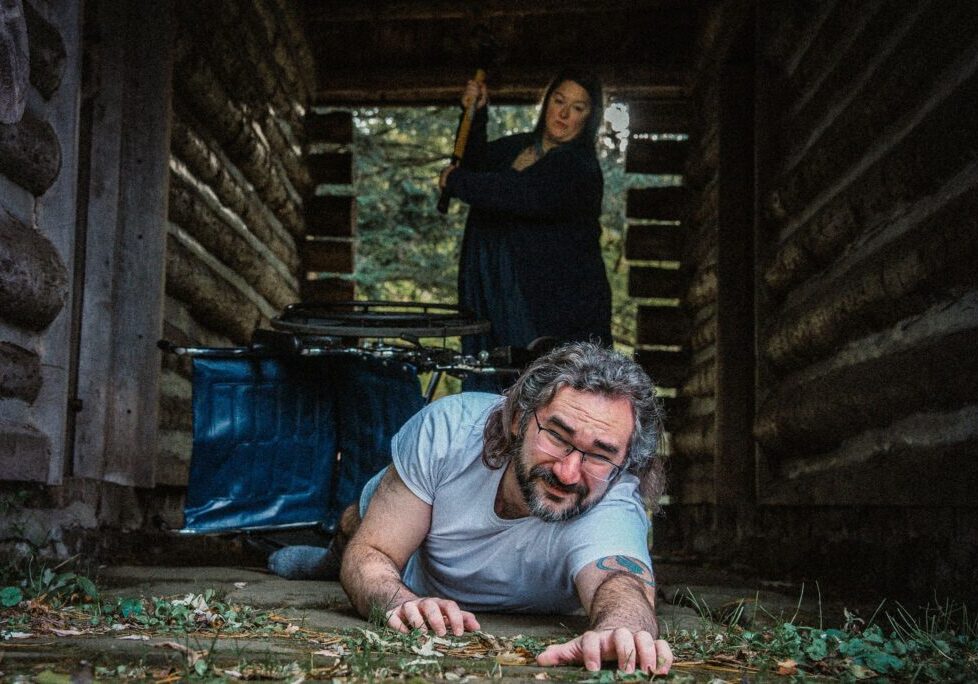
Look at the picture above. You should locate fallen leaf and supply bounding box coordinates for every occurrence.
[117,635,150,641]
[312,648,343,657]
[5,631,33,638]
[285,623,300,634]
[494,651,527,665]
[356,628,395,648]
[158,641,207,665]
[776,659,798,676]
[411,636,443,657]
[233,582,247,589]
[33,670,70,684]
[50,628,86,636]
[850,664,877,679]
[534,673,551,680]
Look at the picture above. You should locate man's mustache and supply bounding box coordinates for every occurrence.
[530,465,587,498]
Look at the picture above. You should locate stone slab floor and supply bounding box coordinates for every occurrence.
[0,560,838,682]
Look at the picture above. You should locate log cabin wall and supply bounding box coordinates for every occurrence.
[1,0,173,554]
[0,1,79,490]
[1,0,317,556]
[156,0,316,513]
[658,1,978,597]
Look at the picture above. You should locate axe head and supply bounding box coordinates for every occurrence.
[470,23,502,76]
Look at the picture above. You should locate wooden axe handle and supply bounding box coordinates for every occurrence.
[438,69,486,214]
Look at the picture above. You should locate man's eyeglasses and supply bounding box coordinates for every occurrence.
[531,411,624,482]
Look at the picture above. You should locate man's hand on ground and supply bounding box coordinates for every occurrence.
[535,628,672,675]
[386,597,481,637]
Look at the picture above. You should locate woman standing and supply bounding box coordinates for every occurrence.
[439,70,612,390]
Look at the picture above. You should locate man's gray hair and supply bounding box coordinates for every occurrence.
[482,341,666,509]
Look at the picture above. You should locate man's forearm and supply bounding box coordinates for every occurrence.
[340,540,418,618]
[588,572,659,638]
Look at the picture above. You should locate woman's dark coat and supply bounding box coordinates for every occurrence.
[446,108,612,379]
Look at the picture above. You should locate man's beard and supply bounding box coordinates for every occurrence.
[507,436,603,522]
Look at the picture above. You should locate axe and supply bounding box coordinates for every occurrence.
[437,28,498,214]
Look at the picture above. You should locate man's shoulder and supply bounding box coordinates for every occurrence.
[400,392,502,447]
[569,474,647,525]
[427,391,502,419]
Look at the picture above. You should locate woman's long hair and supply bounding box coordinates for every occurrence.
[531,68,605,151]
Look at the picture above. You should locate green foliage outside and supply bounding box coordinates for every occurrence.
[346,103,679,351]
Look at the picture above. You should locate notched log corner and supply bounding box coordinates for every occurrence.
[0,109,61,195]
[0,208,68,330]
[0,340,41,403]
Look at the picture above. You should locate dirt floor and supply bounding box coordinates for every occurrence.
[0,559,846,682]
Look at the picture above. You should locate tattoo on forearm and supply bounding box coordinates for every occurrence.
[596,555,656,588]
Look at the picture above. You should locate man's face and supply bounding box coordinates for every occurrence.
[511,387,634,522]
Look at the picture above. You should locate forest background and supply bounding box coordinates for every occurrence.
[338,102,679,351]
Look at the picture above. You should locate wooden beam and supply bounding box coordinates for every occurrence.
[73,0,174,487]
[636,305,688,347]
[170,114,299,271]
[301,277,355,302]
[302,239,355,273]
[306,110,353,142]
[682,358,715,398]
[625,186,687,221]
[315,65,689,106]
[760,413,978,507]
[635,348,689,388]
[303,0,690,22]
[308,150,353,185]
[714,62,755,507]
[625,139,689,175]
[626,98,691,133]
[624,223,683,261]
[628,265,683,299]
[306,195,356,238]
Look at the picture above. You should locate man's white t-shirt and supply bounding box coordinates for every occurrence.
[361,392,652,614]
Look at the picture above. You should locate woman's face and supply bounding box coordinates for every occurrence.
[543,80,592,146]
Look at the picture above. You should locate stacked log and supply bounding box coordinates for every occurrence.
[173,51,304,238]
[0,341,40,403]
[164,230,265,345]
[0,0,74,489]
[159,1,316,490]
[0,111,60,195]
[0,209,67,331]
[168,163,298,311]
[169,115,298,270]
[0,0,29,123]
[22,0,65,99]
[753,0,978,509]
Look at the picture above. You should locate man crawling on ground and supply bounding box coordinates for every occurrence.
[270,342,673,675]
